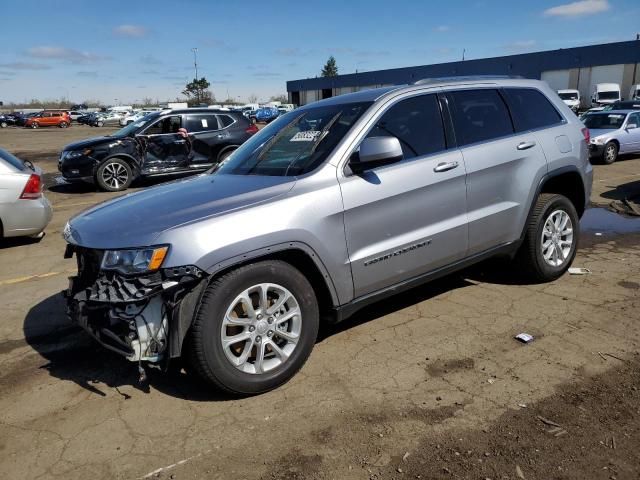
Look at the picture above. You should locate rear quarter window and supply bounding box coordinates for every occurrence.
[0,149,27,172]
[447,89,514,146]
[185,114,220,132]
[503,88,564,132]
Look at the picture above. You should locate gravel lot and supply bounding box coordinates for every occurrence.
[1,125,639,479]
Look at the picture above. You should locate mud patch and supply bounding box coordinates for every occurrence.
[378,357,640,480]
[426,357,475,377]
[261,449,324,480]
[618,280,640,290]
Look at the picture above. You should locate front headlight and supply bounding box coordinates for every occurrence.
[101,246,169,275]
[66,148,93,159]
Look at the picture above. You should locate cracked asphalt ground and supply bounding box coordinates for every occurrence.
[1,126,640,479]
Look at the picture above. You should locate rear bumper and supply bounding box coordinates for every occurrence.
[2,195,52,238]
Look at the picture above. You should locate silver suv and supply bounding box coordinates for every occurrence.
[64,78,593,395]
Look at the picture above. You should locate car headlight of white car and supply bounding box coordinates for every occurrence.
[101,246,169,275]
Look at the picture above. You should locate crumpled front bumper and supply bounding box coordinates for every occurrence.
[64,244,207,363]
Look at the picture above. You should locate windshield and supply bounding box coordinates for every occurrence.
[112,112,160,137]
[598,91,620,100]
[215,101,372,176]
[559,92,578,100]
[583,113,627,129]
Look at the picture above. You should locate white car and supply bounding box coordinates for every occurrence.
[119,110,159,126]
[557,89,580,113]
[0,149,52,239]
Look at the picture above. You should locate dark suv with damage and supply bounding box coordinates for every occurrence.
[59,108,258,191]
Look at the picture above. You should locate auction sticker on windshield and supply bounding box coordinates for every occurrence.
[290,131,321,142]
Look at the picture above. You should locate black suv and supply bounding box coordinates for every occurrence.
[59,109,259,191]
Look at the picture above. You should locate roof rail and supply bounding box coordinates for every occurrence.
[413,75,523,85]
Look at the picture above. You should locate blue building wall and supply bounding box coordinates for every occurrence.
[287,40,640,92]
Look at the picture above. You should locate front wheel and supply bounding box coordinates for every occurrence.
[603,141,618,165]
[186,260,319,395]
[96,121,104,127]
[0,121,7,128]
[30,123,39,129]
[96,158,132,191]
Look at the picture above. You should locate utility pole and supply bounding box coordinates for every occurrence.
[462,48,466,61]
[191,47,199,104]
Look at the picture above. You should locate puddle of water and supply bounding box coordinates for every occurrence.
[580,207,640,235]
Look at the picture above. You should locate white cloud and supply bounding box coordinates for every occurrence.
[544,0,610,17]
[0,62,51,70]
[503,40,537,52]
[113,24,148,37]
[26,46,109,64]
[434,25,450,32]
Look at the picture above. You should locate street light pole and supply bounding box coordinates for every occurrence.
[191,47,199,104]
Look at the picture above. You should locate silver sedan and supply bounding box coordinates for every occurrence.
[0,148,52,239]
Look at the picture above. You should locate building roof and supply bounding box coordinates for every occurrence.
[287,40,640,92]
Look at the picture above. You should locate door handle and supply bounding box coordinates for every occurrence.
[517,141,536,150]
[433,161,459,173]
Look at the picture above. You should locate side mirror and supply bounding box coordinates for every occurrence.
[626,123,637,130]
[350,136,403,173]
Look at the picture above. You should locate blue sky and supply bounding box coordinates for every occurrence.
[0,0,638,105]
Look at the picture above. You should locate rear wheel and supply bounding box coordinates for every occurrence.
[96,158,132,192]
[186,260,319,395]
[30,123,39,129]
[218,148,235,163]
[59,121,68,128]
[0,121,7,128]
[516,193,579,282]
[603,141,618,165]
[96,121,104,127]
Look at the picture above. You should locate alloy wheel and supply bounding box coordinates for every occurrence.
[605,144,616,163]
[220,283,302,374]
[101,162,129,190]
[541,209,574,267]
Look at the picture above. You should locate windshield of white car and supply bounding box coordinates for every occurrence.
[583,113,627,129]
[559,92,578,100]
[215,101,372,176]
[598,91,620,100]
[111,112,160,137]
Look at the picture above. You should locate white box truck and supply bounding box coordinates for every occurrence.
[591,83,621,106]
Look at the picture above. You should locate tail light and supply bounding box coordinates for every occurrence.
[581,127,590,145]
[20,174,42,199]
[245,123,259,135]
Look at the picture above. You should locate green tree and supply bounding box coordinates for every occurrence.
[182,77,214,106]
[321,56,338,77]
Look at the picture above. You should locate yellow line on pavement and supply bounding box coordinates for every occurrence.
[55,201,100,209]
[0,270,75,286]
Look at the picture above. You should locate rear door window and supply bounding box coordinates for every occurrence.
[366,94,446,159]
[217,114,235,128]
[447,89,514,146]
[184,114,220,132]
[503,88,564,132]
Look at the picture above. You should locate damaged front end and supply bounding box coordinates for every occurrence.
[64,245,207,370]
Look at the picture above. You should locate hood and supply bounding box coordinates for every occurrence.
[66,173,296,249]
[589,128,618,138]
[64,136,117,151]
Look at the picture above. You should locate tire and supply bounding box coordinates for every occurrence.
[30,123,39,129]
[0,121,7,128]
[602,141,618,165]
[218,148,235,163]
[96,121,104,127]
[186,260,319,395]
[516,193,579,282]
[59,122,68,128]
[96,158,132,192]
